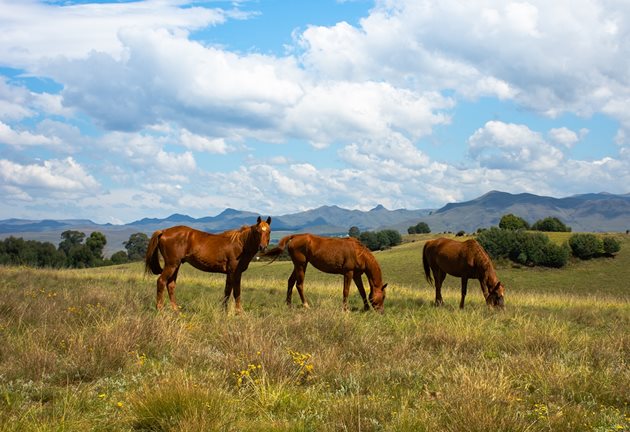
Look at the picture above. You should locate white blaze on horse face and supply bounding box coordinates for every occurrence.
[261,226,268,232]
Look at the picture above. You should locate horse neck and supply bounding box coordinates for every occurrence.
[363,253,383,288]
[478,257,499,288]
[238,226,260,258]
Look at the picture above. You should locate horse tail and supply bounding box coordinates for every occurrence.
[422,242,433,286]
[262,235,295,264]
[145,230,163,275]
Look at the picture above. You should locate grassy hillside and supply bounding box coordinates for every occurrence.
[0,234,628,431]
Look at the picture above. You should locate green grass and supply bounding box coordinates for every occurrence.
[0,234,628,431]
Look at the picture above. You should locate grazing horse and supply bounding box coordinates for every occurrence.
[264,234,387,312]
[145,216,271,313]
[422,237,505,309]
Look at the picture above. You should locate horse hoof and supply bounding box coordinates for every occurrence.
[303,303,310,309]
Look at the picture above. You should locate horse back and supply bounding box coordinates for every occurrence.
[297,235,364,273]
[425,237,482,278]
[158,226,235,269]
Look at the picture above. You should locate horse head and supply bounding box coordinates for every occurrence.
[369,283,387,313]
[254,216,272,252]
[486,281,505,309]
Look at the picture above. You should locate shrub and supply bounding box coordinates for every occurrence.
[568,234,602,259]
[532,217,571,232]
[408,222,430,234]
[456,230,466,237]
[360,229,402,251]
[538,242,570,268]
[110,250,129,264]
[499,214,530,230]
[476,227,517,260]
[602,237,621,255]
[477,228,568,267]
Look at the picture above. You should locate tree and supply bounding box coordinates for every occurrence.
[86,232,107,261]
[0,237,65,268]
[408,221,430,234]
[498,214,529,230]
[59,230,85,256]
[67,244,95,268]
[348,226,361,239]
[359,231,380,251]
[110,250,129,264]
[124,232,150,260]
[531,217,571,232]
[568,233,601,259]
[379,229,402,248]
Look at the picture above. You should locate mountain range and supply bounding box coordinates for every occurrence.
[2,191,629,255]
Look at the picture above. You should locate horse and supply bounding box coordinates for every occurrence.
[422,237,505,309]
[263,233,387,312]
[144,216,271,313]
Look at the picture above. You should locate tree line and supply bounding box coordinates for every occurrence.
[348,226,402,251]
[0,231,149,268]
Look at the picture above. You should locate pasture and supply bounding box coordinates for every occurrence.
[0,234,628,431]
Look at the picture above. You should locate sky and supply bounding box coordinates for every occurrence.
[1,0,630,224]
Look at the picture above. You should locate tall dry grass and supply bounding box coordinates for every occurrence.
[0,235,628,431]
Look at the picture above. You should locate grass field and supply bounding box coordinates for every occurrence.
[0,234,628,431]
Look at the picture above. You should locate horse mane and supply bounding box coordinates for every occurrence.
[224,225,253,247]
[351,238,381,276]
[468,240,495,275]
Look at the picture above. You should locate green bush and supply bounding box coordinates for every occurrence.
[538,242,570,268]
[476,228,568,267]
[360,229,402,251]
[499,214,530,230]
[568,234,602,259]
[475,227,518,260]
[110,250,129,264]
[532,217,571,232]
[408,222,430,234]
[603,237,621,255]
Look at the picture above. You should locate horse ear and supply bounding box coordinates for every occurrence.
[382,283,388,290]
[495,281,501,291]
[257,216,262,224]
[266,216,272,225]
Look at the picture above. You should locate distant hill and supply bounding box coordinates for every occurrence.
[408,190,630,233]
[1,191,628,255]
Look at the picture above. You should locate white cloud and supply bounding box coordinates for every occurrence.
[0,0,227,70]
[179,129,231,154]
[1,0,630,222]
[0,157,99,192]
[0,120,62,148]
[548,127,585,148]
[468,121,564,170]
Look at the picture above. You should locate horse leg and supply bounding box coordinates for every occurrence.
[342,271,353,312]
[434,269,446,306]
[353,273,370,311]
[222,273,233,312]
[479,280,489,299]
[157,264,178,310]
[166,266,180,311]
[232,272,243,314]
[286,268,297,307]
[295,264,309,309]
[460,277,468,309]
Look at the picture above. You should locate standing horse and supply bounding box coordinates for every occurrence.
[422,238,505,309]
[145,216,271,313]
[264,234,387,312]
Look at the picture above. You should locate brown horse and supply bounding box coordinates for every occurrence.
[422,237,505,309]
[264,234,387,312]
[145,216,271,312]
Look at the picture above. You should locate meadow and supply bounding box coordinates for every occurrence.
[0,234,628,431]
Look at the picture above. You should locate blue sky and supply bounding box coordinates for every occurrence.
[1,0,629,224]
